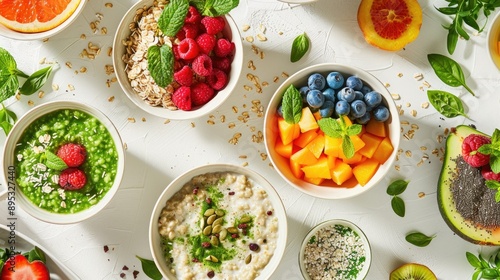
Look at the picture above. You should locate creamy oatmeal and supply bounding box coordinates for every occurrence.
[157,172,279,279]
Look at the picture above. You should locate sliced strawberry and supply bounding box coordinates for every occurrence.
[0,254,50,280]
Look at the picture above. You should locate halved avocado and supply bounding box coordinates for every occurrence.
[437,125,500,245]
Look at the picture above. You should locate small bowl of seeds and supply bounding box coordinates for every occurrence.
[299,219,371,280]
[113,0,243,120]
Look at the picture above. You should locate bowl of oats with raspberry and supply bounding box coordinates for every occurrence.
[113,0,243,120]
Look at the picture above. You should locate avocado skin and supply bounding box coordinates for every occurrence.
[437,125,500,245]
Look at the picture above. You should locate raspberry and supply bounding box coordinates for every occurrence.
[174,65,193,86]
[191,82,215,106]
[207,68,228,90]
[201,16,225,35]
[59,168,87,190]
[192,54,213,76]
[482,165,500,181]
[185,6,201,24]
[172,86,192,111]
[57,143,87,167]
[176,23,198,40]
[177,38,199,60]
[213,57,231,72]
[214,38,234,57]
[172,45,181,60]
[196,33,216,54]
[462,134,491,167]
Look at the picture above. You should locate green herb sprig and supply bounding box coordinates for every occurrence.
[485,180,500,202]
[427,90,470,119]
[317,116,362,159]
[478,129,500,174]
[405,232,435,247]
[387,179,408,217]
[281,84,302,124]
[0,104,17,135]
[290,33,309,63]
[136,256,162,280]
[436,0,500,55]
[466,249,500,280]
[427,54,474,96]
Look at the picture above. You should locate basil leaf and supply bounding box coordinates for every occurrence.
[209,0,239,16]
[466,252,482,269]
[19,66,53,95]
[157,0,189,37]
[0,121,13,135]
[147,45,174,88]
[427,90,469,119]
[391,196,405,217]
[290,33,309,63]
[28,247,46,263]
[427,53,475,96]
[318,118,342,138]
[405,232,435,247]
[136,256,162,280]
[447,28,459,55]
[281,85,302,124]
[342,135,355,159]
[387,179,408,196]
[482,268,500,278]
[44,150,68,171]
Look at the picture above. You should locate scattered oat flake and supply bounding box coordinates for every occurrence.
[68,84,75,91]
[421,102,429,109]
[105,2,113,7]
[38,91,44,98]
[397,73,403,77]
[410,110,417,117]
[246,36,254,43]
[384,83,390,87]
[242,24,250,32]
[391,93,400,100]
[52,84,59,91]
[413,73,423,81]
[28,100,34,106]
[128,117,136,123]
[257,34,267,41]
[418,192,426,198]
[242,162,248,167]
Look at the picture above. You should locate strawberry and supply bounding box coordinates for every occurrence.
[57,143,87,167]
[0,254,50,280]
[462,134,491,167]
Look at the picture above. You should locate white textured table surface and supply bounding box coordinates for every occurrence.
[1,0,500,279]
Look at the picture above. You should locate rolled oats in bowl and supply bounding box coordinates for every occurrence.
[149,164,287,280]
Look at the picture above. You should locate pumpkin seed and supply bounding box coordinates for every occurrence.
[240,215,252,224]
[200,218,205,229]
[245,254,252,264]
[207,214,217,225]
[212,224,222,234]
[210,236,219,246]
[205,255,219,262]
[227,227,239,234]
[213,217,223,226]
[219,228,228,240]
[203,225,212,236]
[204,208,215,217]
[215,209,225,217]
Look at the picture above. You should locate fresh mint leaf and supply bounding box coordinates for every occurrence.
[346,124,362,136]
[147,45,174,88]
[290,33,309,63]
[44,150,68,171]
[281,84,302,124]
[342,135,355,159]
[427,90,469,119]
[158,0,189,37]
[387,179,408,196]
[427,54,475,96]
[208,0,239,16]
[136,256,162,280]
[0,104,16,135]
[391,196,405,217]
[317,118,342,138]
[405,232,435,247]
[0,47,21,102]
[318,116,360,158]
[478,129,500,174]
[19,66,53,96]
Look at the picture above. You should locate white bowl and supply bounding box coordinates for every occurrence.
[488,11,500,70]
[0,0,87,41]
[299,219,371,280]
[113,0,243,120]
[149,164,287,279]
[0,101,125,224]
[264,63,400,199]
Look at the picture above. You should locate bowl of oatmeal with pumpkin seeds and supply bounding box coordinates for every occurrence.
[149,164,287,279]
[112,0,243,120]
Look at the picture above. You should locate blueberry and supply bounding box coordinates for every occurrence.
[308,73,326,90]
[277,104,283,117]
[299,86,310,103]
[326,72,344,89]
[373,105,390,122]
[361,85,372,94]
[335,100,350,116]
[357,112,371,124]
[364,91,382,108]
[306,89,325,108]
[354,91,364,101]
[350,100,367,118]
[319,101,334,118]
[346,76,363,90]
[322,88,336,102]
[337,87,356,103]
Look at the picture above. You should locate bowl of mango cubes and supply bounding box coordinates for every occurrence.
[264,63,400,199]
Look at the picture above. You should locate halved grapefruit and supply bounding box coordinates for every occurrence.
[0,0,81,33]
[357,0,422,51]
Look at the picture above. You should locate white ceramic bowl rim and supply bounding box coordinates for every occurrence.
[264,62,401,199]
[149,163,288,279]
[298,219,372,280]
[112,0,243,120]
[0,100,125,224]
[0,0,88,41]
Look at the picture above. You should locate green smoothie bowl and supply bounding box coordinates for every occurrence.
[0,101,125,224]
